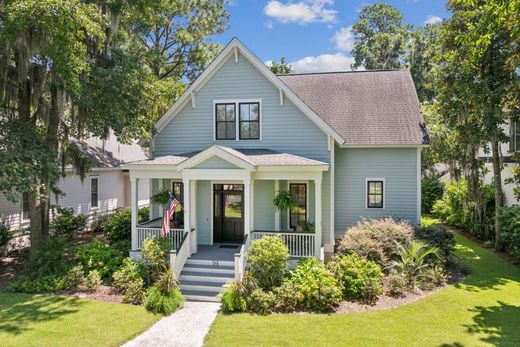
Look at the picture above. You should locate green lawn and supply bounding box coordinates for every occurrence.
[0,293,160,347]
[205,225,520,346]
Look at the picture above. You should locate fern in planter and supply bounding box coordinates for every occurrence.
[273,190,297,211]
[151,188,173,205]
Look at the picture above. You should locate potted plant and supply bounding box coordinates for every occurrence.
[151,189,183,227]
[273,190,297,212]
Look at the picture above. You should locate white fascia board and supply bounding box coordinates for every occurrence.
[176,146,255,171]
[154,38,345,144]
[254,171,323,181]
[256,165,329,172]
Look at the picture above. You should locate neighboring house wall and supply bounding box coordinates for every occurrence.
[153,52,332,245]
[334,147,419,238]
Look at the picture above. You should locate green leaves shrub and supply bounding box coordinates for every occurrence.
[0,219,11,248]
[246,289,276,315]
[145,286,184,316]
[498,206,520,262]
[221,282,247,313]
[51,207,87,234]
[328,254,383,304]
[113,258,145,304]
[247,235,289,290]
[414,224,456,258]
[421,176,444,214]
[75,239,129,282]
[105,207,148,243]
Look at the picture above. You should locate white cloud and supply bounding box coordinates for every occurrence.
[289,53,359,73]
[264,0,337,24]
[264,60,274,67]
[424,15,442,25]
[333,26,355,52]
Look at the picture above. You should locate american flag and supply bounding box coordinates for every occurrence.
[161,194,180,237]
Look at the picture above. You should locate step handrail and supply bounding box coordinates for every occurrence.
[234,234,250,281]
[170,230,190,277]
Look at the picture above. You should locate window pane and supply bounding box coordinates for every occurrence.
[217,122,226,139]
[240,104,250,121]
[216,105,226,121]
[226,104,235,121]
[22,192,29,220]
[250,104,259,120]
[240,122,250,139]
[249,122,259,139]
[226,122,235,139]
[91,178,98,207]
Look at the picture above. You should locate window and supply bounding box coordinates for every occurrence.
[172,181,184,204]
[22,192,29,220]
[367,180,384,209]
[510,119,520,152]
[239,102,260,140]
[171,181,184,226]
[215,103,236,140]
[90,177,98,208]
[289,183,307,228]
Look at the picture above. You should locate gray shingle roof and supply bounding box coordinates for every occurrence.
[127,147,327,167]
[278,70,429,146]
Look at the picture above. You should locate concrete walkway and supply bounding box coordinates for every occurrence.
[123,302,221,347]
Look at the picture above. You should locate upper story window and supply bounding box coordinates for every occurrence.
[366,179,384,209]
[239,103,260,140]
[214,100,261,141]
[510,119,520,153]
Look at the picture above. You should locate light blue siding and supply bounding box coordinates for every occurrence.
[192,156,240,169]
[150,179,160,219]
[154,53,330,162]
[196,180,212,245]
[334,147,418,239]
[253,180,275,231]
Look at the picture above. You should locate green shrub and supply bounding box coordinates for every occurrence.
[0,219,11,248]
[286,258,342,312]
[140,237,169,285]
[272,281,302,313]
[389,240,441,287]
[221,282,247,313]
[246,289,276,315]
[90,212,112,233]
[26,236,69,277]
[51,207,87,234]
[422,265,448,290]
[432,178,494,238]
[145,286,184,315]
[64,265,86,288]
[384,273,408,298]
[414,224,456,258]
[7,274,68,293]
[247,235,289,290]
[328,254,383,304]
[85,270,102,290]
[104,207,149,243]
[422,176,444,214]
[75,239,129,282]
[112,258,145,304]
[498,206,520,262]
[337,218,414,267]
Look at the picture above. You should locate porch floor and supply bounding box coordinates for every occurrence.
[192,245,239,262]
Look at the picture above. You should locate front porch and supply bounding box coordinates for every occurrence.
[124,146,329,296]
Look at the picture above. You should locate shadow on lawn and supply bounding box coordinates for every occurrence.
[464,301,520,346]
[0,294,85,335]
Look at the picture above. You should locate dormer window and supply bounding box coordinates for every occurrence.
[214,100,261,140]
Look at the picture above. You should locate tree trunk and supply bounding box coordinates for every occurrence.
[491,138,504,252]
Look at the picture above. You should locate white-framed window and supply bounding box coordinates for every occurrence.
[22,192,30,221]
[90,176,99,208]
[214,99,261,141]
[510,119,520,153]
[288,182,308,228]
[366,178,385,209]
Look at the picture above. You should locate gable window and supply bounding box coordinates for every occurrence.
[22,192,30,220]
[510,119,520,153]
[239,102,260,140]
[367,179,384,209]
[90,177,99,208]
[215,103,236,140]
[289,183,307,228]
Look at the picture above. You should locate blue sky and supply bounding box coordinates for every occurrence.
[213,0,450,72]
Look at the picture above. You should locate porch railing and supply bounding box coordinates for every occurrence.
[136,227,184,250]
[169,230,190,276]
[252,231,315,258]
[234,234,251,281]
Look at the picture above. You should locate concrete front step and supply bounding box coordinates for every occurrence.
[182,289,221,302]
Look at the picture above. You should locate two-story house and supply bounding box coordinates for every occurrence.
[123,38,428,301]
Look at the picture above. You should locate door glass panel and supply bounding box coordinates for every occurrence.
[224,194,242,218]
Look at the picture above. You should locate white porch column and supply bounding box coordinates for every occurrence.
[190,180,197,255]
[250,179,255,233]
[244,176,251,237]
[314,176,322,260]
[183,178,191,253]
[131,177,138,250]
[274,180,280,231]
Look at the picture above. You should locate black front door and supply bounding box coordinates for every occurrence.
[213,184,244,243]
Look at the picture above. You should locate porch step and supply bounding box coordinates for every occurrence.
[179,262,235,302]
[185,258,235,267]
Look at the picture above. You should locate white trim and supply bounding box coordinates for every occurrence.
[210,181,214,245]
[417,147,422,225]
[365,178,386,209]
[329,136,335,245]
[341,144,428,148]
[254,171,323,181]
[213,99,262,141]
[191,92,196,109]
[256,165,328,172]
[279,88,283,106]
[153,38,345,144]
[176,146,256,171]
[182,169,251,181]
[287,181,310,229]
[274,180,280,231]
[234,46,238,63]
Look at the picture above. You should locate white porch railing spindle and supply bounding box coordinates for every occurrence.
[252,231,316,258]
[136,227,184,251]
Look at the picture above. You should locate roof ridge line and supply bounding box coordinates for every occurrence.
[277,69,405,77]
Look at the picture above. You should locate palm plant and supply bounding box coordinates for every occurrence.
[389,240,442,286]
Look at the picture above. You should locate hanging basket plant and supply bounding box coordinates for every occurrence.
[150,188,172,205]
[273,190,297,211]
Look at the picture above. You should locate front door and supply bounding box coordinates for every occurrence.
[213,184,244,243]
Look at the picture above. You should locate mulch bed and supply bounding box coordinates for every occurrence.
[57,285,124,304]
[0,250,29,291]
